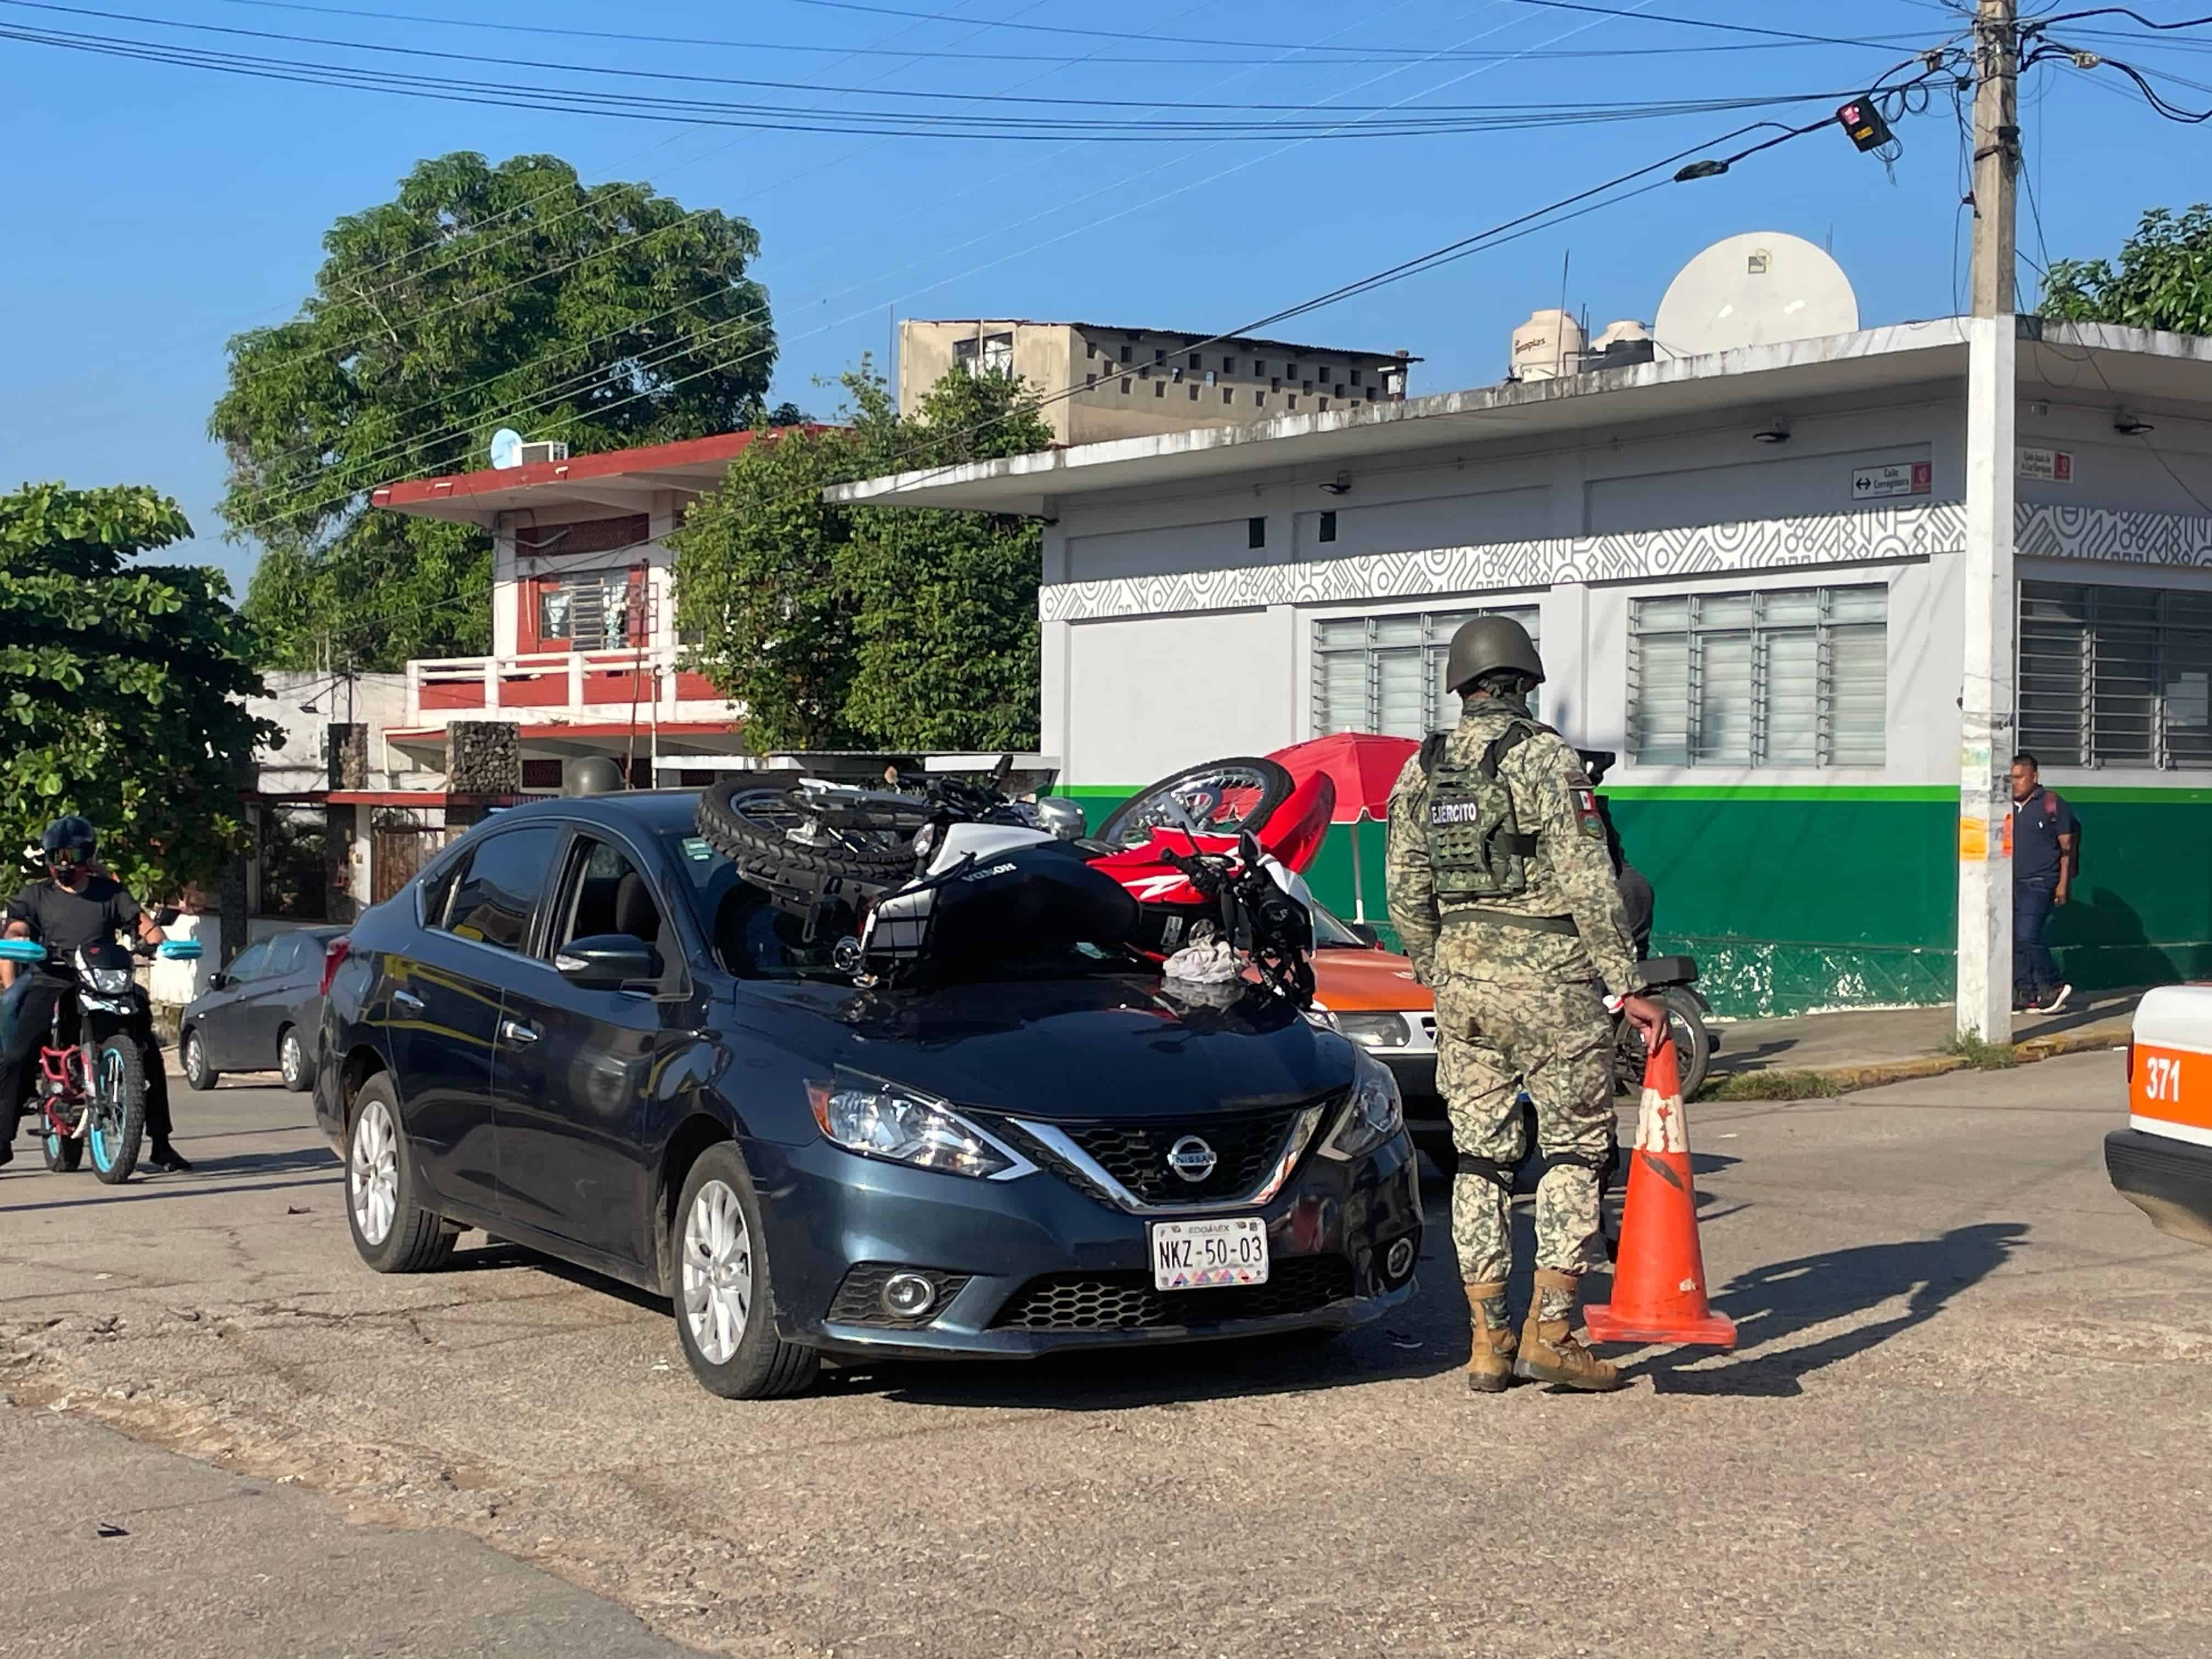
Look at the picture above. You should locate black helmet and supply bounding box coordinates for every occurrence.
[41,815,96,867]
[1444,615,1545,697]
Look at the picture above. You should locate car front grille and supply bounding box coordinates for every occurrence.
[989,1257,1355,1332]
[1059,1107,1306,1205]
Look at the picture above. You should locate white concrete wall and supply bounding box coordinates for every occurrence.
[1037,378,2212,793]
[248,672,410,794]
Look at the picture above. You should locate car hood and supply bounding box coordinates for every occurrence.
[743,973,1358,1120]
[1311,946,1434,1013]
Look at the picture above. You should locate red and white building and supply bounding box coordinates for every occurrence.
[368,429,783,789]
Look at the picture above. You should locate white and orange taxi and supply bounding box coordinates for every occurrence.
[2109,985,2212,1248]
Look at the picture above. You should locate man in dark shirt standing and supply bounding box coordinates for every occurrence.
[2011,754,2077,1015]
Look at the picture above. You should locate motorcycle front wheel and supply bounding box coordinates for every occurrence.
[1616,989,1712,1103]
[86,1039,147,1186]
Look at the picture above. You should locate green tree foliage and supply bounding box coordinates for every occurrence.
[672,364,1053,753]
[0,483,277,901]
[213,151,777,670]
[2042,205,2212,336]
[841,368,1056,751]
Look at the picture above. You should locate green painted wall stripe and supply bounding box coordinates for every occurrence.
[1065,782,2212,805]
[1599,784,1957,802]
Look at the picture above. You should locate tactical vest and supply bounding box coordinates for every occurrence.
[1420,720,1542,902]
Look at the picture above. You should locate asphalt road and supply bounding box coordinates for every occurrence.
[4,1051,2209,1658]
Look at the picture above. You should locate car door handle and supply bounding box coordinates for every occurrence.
[500,1019,540,1045]
[392,989,425,1015]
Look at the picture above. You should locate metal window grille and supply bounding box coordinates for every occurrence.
[2017,580,2212,769]
[1628,585,1887,767]
[539,568,651,651]
[1310,606,1542,740]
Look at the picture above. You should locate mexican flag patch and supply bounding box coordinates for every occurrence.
[1573,788,1606,839]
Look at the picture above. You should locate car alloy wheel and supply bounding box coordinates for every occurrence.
[351,1097,399,1246]
[681,1178,753,1365]
[280,1029,304,1089]
[184,1032,209,1087]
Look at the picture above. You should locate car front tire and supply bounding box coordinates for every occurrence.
[181,1029,218,1092]
[670,1143,819,1400]
[345,1074,454,1274]
[278,1026,311,1093]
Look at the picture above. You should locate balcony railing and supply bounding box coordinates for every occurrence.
[405,650,723,721]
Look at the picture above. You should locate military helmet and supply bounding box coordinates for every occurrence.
[1444,614,1545,696]
[562,756,627,797]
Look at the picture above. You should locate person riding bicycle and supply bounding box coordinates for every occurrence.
[0,816,190,1171]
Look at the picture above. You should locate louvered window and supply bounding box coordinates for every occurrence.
[1629,585,1887,767]
[1311,606,1542,739]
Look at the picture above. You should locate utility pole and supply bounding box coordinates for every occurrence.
[1957,0,2020,1042]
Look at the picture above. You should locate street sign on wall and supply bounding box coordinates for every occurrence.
[2018,447,2074,483]
[1852,460,1932,500]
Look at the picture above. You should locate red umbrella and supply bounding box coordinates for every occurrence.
[1272,733,1418,822]
[1269,733,1420,921]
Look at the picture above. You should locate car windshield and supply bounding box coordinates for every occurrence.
[1305,898,1369,949]
[658,831,1126,984]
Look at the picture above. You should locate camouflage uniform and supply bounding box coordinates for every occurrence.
[1385,696,1643,1307]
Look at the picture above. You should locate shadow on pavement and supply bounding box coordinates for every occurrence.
[0,1172,337,1214]
[178,1147,341,1179]
[1628,1220,2029,1397]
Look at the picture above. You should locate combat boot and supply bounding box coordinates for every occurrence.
[1463,1280,1517,1393]
[1514,1268,1623,1392]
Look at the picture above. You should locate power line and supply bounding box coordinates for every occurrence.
[0,1,1867,119]
[196,0,1939,65]
[252,53,1955,658]
[768,0,1929,54]
[218,0,1707,537]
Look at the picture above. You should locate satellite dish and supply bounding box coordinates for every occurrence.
[1654,233,1858,360]
[488,428,524,470]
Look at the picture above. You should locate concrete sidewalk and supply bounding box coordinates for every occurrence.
[1701,985,2140,1096]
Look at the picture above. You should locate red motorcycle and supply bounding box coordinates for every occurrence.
[0,934,198,1183]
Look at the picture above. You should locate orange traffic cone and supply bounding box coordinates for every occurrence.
[1584,1037,1736,1350]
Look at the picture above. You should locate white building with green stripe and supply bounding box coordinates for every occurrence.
[835,319,2212,1017]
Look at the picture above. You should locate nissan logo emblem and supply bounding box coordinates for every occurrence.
[1167,1136,1218,1183]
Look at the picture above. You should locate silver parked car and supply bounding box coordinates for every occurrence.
[179,927,346,1092]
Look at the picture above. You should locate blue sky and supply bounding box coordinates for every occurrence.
[2,0,2205,595]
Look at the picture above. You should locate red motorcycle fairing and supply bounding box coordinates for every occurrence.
[1086,770,1336,912]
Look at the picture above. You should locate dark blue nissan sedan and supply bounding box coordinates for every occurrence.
[313,792,1421,1397]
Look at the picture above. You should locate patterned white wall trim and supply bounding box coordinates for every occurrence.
[1040,504,1966,623]
[1039,503,2212,622]
[2016,504,2212,567]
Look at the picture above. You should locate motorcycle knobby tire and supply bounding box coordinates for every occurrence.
[88,1037,147,1186]
[696,782,922,889]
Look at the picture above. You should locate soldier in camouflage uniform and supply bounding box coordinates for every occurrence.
[1385,616,1665,1393]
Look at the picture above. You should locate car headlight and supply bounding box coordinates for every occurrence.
[806,1072,1024,1180]
[1335,1011,1412,1049]
[1320,1052,1404,1161]
[1303,1001,1341,1032]
[87,967,133,995]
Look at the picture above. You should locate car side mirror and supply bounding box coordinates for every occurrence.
[208,972,230,991]
[555,933,663,990]
[1348,922,1381,948]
